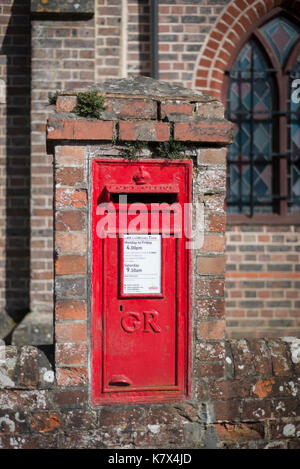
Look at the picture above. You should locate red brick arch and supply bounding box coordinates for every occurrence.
[193,0,300,101]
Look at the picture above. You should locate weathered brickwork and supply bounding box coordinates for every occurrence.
[1,0,300,343]
[0,337,299,449]
[226,226,300,338]
[45,79,232,411]
[31,0,95,14]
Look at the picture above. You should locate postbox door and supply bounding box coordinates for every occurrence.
[92,159,192,405]
[103,234,179,391]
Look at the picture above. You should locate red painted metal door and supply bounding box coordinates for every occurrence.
[104,235,177,390]
[92,159,192,405]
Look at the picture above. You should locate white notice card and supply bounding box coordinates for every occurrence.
[123,234,162,294]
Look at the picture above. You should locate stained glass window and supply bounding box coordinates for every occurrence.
[289,54,300,212]
[226,15,300,217]
[260,17,300,66]
[226,40,275,214]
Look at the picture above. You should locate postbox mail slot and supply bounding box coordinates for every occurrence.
[104,183,180,204]
[92,159,192,405]
[110,192,178,204]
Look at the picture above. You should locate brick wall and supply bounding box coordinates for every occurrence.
[226,226,300,338]
[30,16,96,320]
[1,78,299,444]
[193,0,300,98]
[125,0,231,87]
[46,78,233,406]
[0,337,299,448]
[96,0,228,85]
[0,1,98,341]
[0,0,31,324]
[96,0,122,80]
[13,81,289,450]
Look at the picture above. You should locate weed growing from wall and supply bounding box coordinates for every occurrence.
[73,90,107,119]
[156,137,187,160]
[121,141,147,160]
[48,91,59,105]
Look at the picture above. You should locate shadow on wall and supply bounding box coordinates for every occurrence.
[1,0,31,342]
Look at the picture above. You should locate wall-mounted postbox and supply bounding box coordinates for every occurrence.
[91,159,192,405]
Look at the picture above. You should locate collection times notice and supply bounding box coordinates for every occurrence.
[123,234,162,294]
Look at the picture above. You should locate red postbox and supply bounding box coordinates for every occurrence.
[91,159,192,405]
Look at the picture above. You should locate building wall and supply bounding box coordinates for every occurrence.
[226,226,300,338]
[0,0,31,324]
[31,16,96,317]
[0,0,299,341]
[127,0,228,87]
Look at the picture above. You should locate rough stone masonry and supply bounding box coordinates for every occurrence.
[0,77,299,449]
[0,338,299,449]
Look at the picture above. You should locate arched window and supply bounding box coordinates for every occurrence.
[225,13,300,221]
